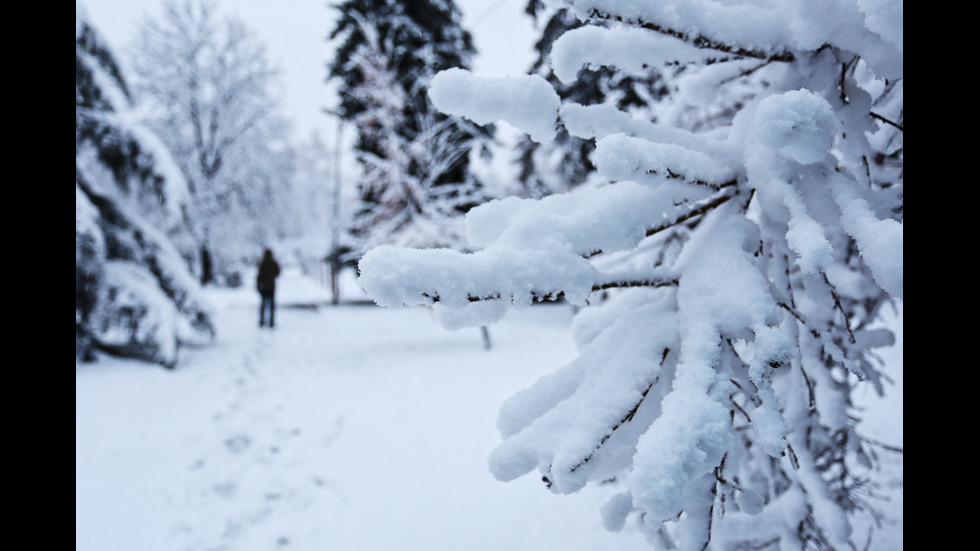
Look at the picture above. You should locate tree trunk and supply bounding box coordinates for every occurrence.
[200,245,214,286]
[330,258,340,305]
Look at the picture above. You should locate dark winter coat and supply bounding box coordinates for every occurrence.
[257,253,280,294]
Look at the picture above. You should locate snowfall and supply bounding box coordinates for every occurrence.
[76,265,902,551]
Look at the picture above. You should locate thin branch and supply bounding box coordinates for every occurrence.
[840,57,858,105]
[744,537,781,550]
[587,190,738,258]
[780,300,866,379]
[421,276,679,304]
[731,395,752,422]
[702,481,716,551]
[799,365,816,410]
[646,170,736,192]
[778,302,821,340]
[587,9,795,63]
[786,443,800,469]
[870,112,903,131]
[719,60,775,85]
[823,274,856,344]
[646,190,737,238]
[593,277,680,292]
[569,348,670,473]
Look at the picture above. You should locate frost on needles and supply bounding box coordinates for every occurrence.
[358,0,902,549]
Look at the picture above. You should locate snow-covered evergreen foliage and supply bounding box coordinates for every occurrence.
[516,0,669,198]
[327,0,493,257]
[77,3,215,368]
[129,0,298,285]
[358,0,902,549]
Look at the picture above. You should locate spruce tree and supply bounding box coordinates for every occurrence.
[77,4,215,368]
[327,0,491,256]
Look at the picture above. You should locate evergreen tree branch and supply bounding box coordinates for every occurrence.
[586,8,795,63]
[587,189,738,258]
[645,188,737,237]
[839,56,859,105]
[719,60,776,85]
[779,300,865,378]
[841,58,903,132]
[702,483,717,551]
[730,394,753,422]
[420,276,680,304]
[823,274,856,344]
[569,348,671,473]
[743,537,781,550]
[799,364,817,410]
[778,302,820,340]
[648,171,737,192]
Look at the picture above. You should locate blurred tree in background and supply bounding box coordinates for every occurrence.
[515,0,670,198]
[77,4,215,368]
[326,0,493,260]
[129,0,300,286]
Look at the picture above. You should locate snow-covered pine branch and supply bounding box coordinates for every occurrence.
[77,6,216,368]
[358,0,902,549]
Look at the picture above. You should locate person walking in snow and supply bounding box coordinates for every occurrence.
[257,248,281,328]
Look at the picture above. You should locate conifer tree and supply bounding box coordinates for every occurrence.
[77,4,215,368]
[327,0,491,256]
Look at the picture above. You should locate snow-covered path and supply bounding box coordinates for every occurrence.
[77,269,654,550]
[76,268,902,551]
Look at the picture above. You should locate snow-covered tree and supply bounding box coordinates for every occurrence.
[516,0,669,198]
[358,1,902,549]
[129,0,297,285]
[285,131,360,302]
[326,0,492,257]
[77,3,215,368]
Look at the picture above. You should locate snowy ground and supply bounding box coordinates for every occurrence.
[76,267,902,551]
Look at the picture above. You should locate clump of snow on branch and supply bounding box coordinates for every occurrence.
[550,26,712,85]
[753,90,837,165]
[359,181,685,320]
[429,68,560,144]
[358,0,902,549]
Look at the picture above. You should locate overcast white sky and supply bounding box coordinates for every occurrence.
[80,0,537,141]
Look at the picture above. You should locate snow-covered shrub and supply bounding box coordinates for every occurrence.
[77,4,215,368]
[89,261,182,368]
[359,0,901,549]
[76,174,216,368]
